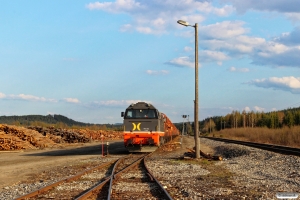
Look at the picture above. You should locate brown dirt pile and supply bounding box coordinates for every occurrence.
[0,124,123,151]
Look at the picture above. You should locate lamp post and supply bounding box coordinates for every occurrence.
[177,20,200,159]
[182,115,187,135]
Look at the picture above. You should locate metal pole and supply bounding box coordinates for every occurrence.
[187,115,190,136]
[182,117,185,135]
[102,136,104,157]
[194,23,200,159]
[106,142,109,156]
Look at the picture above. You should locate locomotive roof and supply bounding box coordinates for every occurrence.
[126,102,157,110]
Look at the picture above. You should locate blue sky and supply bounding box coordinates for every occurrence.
[1,0,300,124]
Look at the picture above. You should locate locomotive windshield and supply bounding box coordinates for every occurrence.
[125,109,157,119]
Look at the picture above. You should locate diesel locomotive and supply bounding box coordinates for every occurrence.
[121,102,179,152]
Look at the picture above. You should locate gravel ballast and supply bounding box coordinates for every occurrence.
[147,137,300,199]
[202,138,300,191]
[1,137,300,199]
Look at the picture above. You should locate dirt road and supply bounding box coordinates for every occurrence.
[0,140,126,188]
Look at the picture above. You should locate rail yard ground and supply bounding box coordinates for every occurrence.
[0,130,300,199]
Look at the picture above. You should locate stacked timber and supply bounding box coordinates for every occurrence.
[0,124,56,150]
[0,124,124,151]
[28,127,90,143]
[76,129,123,140]
[28,127,123,142]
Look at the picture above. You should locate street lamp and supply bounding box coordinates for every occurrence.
[177,20,200,159]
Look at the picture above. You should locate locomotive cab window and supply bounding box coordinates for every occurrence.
[125,109,157,119]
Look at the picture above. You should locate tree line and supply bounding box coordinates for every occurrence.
[0,114,123,131]
[201,107,300,132]
[175,107,300,134]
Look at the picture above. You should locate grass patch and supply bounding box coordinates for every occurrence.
[207,126,300,148]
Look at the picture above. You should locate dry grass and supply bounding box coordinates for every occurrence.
[208,126,300,148]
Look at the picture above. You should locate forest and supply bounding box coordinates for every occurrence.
[174,107,300,134]
[200,107,300,133]
[0,114,122,131]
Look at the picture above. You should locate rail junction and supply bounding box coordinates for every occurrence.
[16,153,172,200]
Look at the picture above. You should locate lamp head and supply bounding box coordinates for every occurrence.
[177,20,189,26]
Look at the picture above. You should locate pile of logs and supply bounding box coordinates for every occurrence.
[0,133,35,150]
[28,127,90,143]
[0,124,124,151]
[0,125,55,150]
[76,129,123,141]
[184,147,223,161]
[28,126,123,142]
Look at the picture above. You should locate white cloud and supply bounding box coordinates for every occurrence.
[63,98,81,104]
[0,93,6,98]
[91,100,151,107]
[275,26,300,45]
[200,50,229,65]
[179,14,206,25]
[146,70,169,75]
[86,0,144,13]
[228,66,249,72]
[254,106,265,112]
[285,13,300,22]
[9,94,57,102]
[220,0,300,14]
[184,46,192,52]
[120,24,132,32]
[199,21,248,39]
[244,106,251,112]
[247,76,300,94]
[87,1,300,68]
[87,0,234,34]
[165,56,196,68]
[201,28,300,68]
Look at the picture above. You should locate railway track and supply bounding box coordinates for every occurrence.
[107,153,172,200]
[204,137,300,156]
[16,153,172,200]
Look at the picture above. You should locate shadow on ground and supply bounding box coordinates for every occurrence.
[24,141,128,156]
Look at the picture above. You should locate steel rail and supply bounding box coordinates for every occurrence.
[76,154,146,200]
[75,154,133,200]
[144,154,173,200]
[203,137,300,156]
[109,152,173,200]
[15,159,118,200]
[107,153,150,199]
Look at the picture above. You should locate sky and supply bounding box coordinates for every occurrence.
[1,0,300,124]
